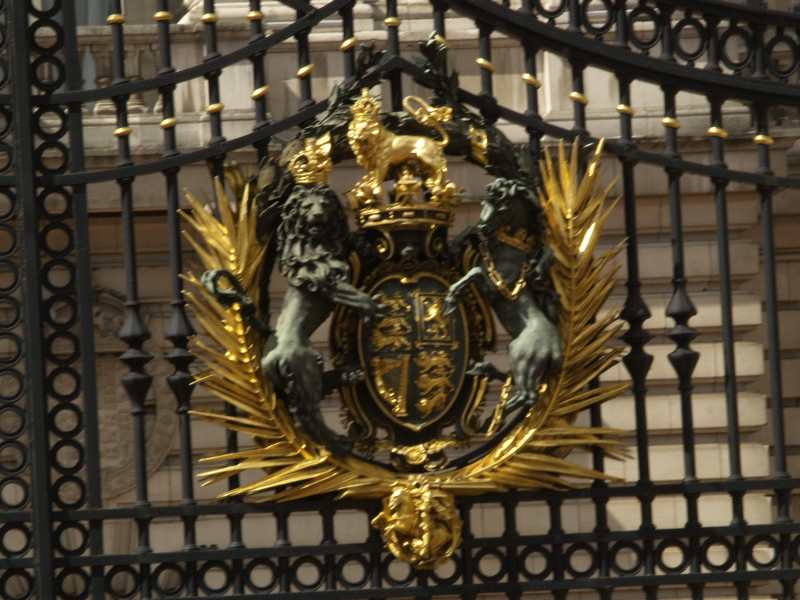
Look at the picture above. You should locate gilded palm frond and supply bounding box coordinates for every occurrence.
[185,140,629,502]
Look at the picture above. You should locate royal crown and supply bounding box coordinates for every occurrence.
[288,131,333,184]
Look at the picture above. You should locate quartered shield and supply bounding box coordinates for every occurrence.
[357,272,469,432]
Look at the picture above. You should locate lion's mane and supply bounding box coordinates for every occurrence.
[278,183,351,293]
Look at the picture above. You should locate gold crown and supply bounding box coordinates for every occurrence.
[351,167,460,231]
[350,88,381,120]
[288,132,333,184]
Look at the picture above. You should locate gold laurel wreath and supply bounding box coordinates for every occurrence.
[183,139,629,504]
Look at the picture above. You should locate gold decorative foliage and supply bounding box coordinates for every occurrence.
[185,141,629,561]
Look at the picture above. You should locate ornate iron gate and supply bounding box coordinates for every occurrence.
[2,0,800,598]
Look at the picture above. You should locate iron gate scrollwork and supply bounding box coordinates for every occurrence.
[1,0,800,598]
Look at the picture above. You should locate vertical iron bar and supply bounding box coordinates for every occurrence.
[296,12,314,112]
[523,43,542,160]
[322,507,337,590]
[753,105,789,480]
[203,0,226,181]
[432,0,448,74]
[62,3,105,596]
[108,6,154,597]
[567,0,581,33]
[708,98,745,489]
[709,98,747,597]
[340,2,357,80]
[614,0,628,49]
[9,2,55,596]
[248,1,271,162]
[661,86,703,589]
[751,22,767,79]
[503,499,519,598]
[276,506,291,593]
[202,0,243,564]
[155,3,199,567]
[704,14,722,73]
[548,499,565,591]
[657,2,675,62]
[459,504,474,590]
[385,0,402,111]
[570,60,588,137]
[367,505,384,591]
[616,76,655,581]
[477,21,494,103]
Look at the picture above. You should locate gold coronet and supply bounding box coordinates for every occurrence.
[569,91,588,105]
[289,132,333,184]
[296,64,314,78]
[201,13,219,23]
[616,104,635,116]
[251,86,270,100]
[107,14,126,24]
[476,58,495,72]
[159,118,178,129]
[113,126,132,137]
[153,11,172,21]
[754,134,774,146]
[522,73,541,88]
[661,117,681,129]
[339,37,358,51]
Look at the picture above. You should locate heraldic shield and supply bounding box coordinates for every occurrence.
[183,36,630,571]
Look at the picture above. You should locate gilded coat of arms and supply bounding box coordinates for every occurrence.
[184,37,629,569]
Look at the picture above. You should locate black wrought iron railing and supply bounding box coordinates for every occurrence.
[1,0,799,598]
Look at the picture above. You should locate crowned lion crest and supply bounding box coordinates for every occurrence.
[183,36,629,569]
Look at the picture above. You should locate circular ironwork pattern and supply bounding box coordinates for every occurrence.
[719,26,754,72]
[765,33,800,79]
[0,569,34,600]
[105,565,140,600]
[54,567,90,600]
[520,544,553,580]
[579,0,613,37]
[533,0,566,20]
[150,562,187,597]
[0,522,32,557]
[627,5,662,52]
[332,554,367,588]
[655,538,690,574]
[564,542,599,577]
[243,558,278,593]
[673,16,707,64]
[0,17,24,587]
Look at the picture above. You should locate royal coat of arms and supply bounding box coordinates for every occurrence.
[184,37,629,569]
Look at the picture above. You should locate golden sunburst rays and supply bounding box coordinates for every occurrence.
[183,139,629,505]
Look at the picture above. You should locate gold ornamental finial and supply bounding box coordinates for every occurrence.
[288,132,333,184]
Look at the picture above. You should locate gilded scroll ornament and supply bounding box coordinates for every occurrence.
[183,35,629,570]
